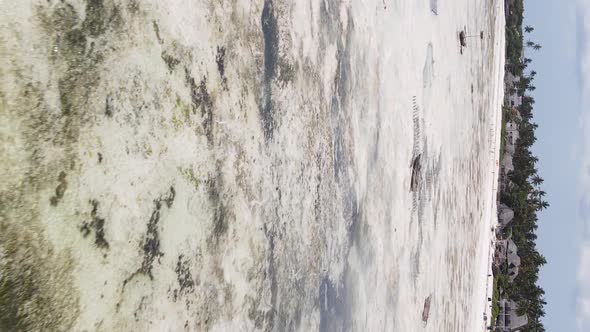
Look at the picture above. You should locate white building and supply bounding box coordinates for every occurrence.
[499,154,512,193]
[507,94,522,108]
[502,153,514,173]
[506,240,521,282]
[504,72,522,108]
[505,121,519,155]
[496,299,528,331]
[508,93,522,107]
[498,203,514,229]
[505,72,520,87]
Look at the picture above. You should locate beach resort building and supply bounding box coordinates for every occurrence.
[502,152,514,173]
[498,203,515,229]
[499,153,514,192]
[505,121,520,155]
[496,299,528,331]
[502,152,514,175]
[494,240,506,268]
[507,93,522,108]
[504,72,520,87]
[494,239,521,282]
[499,111,522,192]
[504,72,522,108]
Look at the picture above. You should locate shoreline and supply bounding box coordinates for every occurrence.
[472,0,507,330]
[481,2,506,330]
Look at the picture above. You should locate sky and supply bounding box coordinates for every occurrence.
[523,0,585,331]
[575,1,590,331]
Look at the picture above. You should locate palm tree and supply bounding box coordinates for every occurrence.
[525,25,535,33]
[518,77,533,92]
[538,201,549,210]
[518,63,527,71]
[523,96,535,105]
[530,70,537,77]
[526,85,536,92]
[533,44,542,51]
[526,40,535,47]
[531,175,544,186]
[530,190,546,200]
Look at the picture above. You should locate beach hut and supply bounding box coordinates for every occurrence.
[498,203,514,228]
[496,299,529,331]
[506,240,521,281]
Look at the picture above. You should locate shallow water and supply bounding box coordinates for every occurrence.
[0,0,504,331]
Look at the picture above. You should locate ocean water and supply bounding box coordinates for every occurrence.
[0,0,504,331]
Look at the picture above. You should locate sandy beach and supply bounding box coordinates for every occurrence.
[0,0,505,331]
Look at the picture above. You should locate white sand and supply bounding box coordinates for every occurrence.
[0,0,505,331]
[345,1,506,331]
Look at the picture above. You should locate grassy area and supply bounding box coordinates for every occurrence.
[499,114,507,162]
[505,0,524,76]
[499,105,512,163]
[491,274,500,328]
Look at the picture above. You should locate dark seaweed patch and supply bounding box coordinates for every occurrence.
[105,95,114,117]
[161,52,180,71]
[36,0,122,144]
[215,46,227,85]
[80,200,110,250]
[140,201,164,279]
[80,222,91,238]
[206,173,228,248]
[411,154,422,192]
[329,10,354,183]
[49,171,68,206]
[278,60,294,85]
[84,0,108,37]
[126,0,141,15]
[164,185,175,208]
[185,70,214,144]
[122,186,176,283]
[0,1,125,328]
[0,219,78,331]
[94,218,109,250]
[261,1,278,86]
[58,78,75,117]
[152,20,163,44]
[174,255,194,300]
[260,0,278,141]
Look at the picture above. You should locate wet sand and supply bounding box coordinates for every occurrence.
[0,0,504,331]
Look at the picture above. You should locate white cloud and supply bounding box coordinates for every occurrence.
[578,0,590,330]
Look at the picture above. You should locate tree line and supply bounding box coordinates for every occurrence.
[495,0,548,331]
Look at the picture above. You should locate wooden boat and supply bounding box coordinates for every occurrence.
[422,294,432,323]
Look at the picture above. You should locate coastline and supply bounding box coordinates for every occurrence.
[0,1,512,330]
[476,1,507,330]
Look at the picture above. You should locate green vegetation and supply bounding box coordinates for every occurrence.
[0,220,78,331]
[491,275,500,328]
[505,0,524,75]
[491,271,512,329]
[499,107,511,162]
[497,1,547,331]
